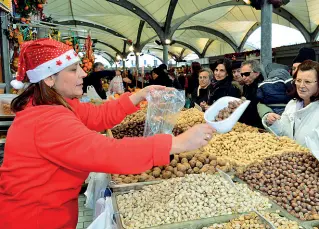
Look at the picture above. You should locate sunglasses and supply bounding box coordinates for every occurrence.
[241,72,253,77]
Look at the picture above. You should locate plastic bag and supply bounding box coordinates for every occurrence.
[144,89,185,137]
[108,76,124,95]
[87,86,102,100]
[87,197,117,229]
[85,173,110,210]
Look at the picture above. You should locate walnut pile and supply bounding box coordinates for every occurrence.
[204,132,308,167]
[214,97,246,121]
[1,103,14,115]
[112,151,232,184]
[112,109,146,139]
[116,174,271,229]
[203,211,300,229]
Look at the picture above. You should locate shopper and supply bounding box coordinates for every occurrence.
[190,68,213,109]
[150,67,172,87]
[292,47,316,76]
[231,60,244,94]
[186,62,201,95]
[83,62,131,99]
[200,58,241,111]
[0,39,215,229]
[263,60,319,148]
[239,60,264,128]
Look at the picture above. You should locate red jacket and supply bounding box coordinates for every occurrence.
[0,93,171,229]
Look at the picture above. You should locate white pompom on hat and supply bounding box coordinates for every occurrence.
[11,38,80,89]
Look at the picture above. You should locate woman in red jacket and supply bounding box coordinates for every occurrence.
[0,39,214,229]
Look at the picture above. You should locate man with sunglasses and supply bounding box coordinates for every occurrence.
[239,60,264,128]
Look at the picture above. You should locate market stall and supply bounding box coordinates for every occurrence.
[86,101,319,229]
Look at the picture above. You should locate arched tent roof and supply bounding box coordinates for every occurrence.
[43,0,319,60]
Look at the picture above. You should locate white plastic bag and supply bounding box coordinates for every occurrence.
[85,173,110,210]
[87,197,117,229]
[108,76,124,95]
[87,86,102,100]
[305,129,319,161]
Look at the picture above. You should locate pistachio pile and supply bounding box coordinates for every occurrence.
[203,211,300,229]
[239,152,319,221]
[205,132,308,167]
[116,174,271,229]
[112,152,232,184]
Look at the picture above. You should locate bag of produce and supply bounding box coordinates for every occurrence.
[144,89,185,136]
[87,85,102,100]
[108,76,124,95]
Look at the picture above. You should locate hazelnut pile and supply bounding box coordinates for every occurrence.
[203,211,300,229]
[116,174,271,229]
[214,97,246,122]
[238,152,319,221]
[112,109,146,139]
[173,108,205,135]
[112,151,232,184]
[205,132,308,167]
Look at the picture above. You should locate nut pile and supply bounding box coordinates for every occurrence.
[232,122,260,133]
[203,211,300,229]
[112,109,146,139]
[1,103,13,115]
[238,152,319,221]
[205,132,308,167]
[173,108,205,135]
[116,174,271,229]
[112,152,232,184]
[214,98,246,121]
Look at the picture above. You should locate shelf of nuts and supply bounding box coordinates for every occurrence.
[111,152,232,185]
[114,174,272,229]
[204,132,308,168]
[238,152,319,221]
[203,211,301,229]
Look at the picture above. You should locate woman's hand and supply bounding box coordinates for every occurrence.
[129,85,166,106]
[171,124,215,154]
[266,113,281,126]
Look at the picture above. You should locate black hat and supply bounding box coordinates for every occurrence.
[293,47,316,64]
[158,64,168,70]
[231,61,242,70]
[152,67,162,75]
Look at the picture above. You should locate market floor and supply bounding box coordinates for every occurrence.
[77,194,93,229]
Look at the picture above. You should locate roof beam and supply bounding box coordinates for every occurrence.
[56,19,127,39]
[61,36,121,54]
[174,40,203,58]
[94,50,116,63]
[201,39,214,57]
[273,7,310,42]
[148,53,164,63]
[150,47,177,59]
[164,0,178,35]
[178,26,238,52]
[170,1,311,43]
[106,0,165,39]
[140,35,158,50]
[311,25,319,42]
[170,1,245,36]
[239,22,260,52]
[180,48,186,58]
[135,20,145,49]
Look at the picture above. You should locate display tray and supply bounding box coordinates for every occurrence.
[111,190,303,229]
[232,176,319,229]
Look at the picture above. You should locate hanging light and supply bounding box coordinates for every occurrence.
[116,54,122,60]
[243,0,251,4]
[129,45,134,52]
[165,39,171,45]
[140,53,144,56]
[136,52,140,56]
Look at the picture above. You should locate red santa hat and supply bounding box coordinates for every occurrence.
[11,38,80,89]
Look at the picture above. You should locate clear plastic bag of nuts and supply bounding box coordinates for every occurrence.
[144,89,185,137]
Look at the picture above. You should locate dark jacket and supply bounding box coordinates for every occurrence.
[239,75,264,128]
[186,73,199,95]
[150,74,173,87]
[257,69,293,115]
[207,78,241,105]
[83,70,116,99]
[191,84,214,107]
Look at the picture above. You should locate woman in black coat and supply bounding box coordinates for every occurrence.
[201,58,241,110]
